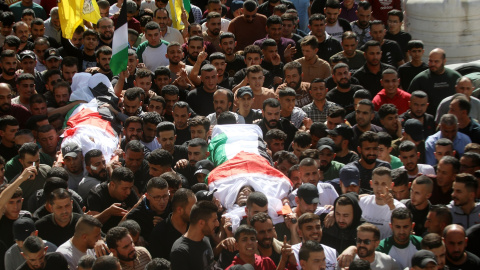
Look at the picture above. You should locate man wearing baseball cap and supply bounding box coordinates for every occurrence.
[411,250,437,270]
[317,137,344,181]
[328,123,359,165]
[337,164,371,195]
[5,217,57,270]
[43,48,62,71]
[61,141,85,192]
[18,50,37,76]
[194,159,214,184]
[235,86,262,124]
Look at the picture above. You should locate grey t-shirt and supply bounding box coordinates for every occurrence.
[347,251,400,270]
[56,239,95,270]
[4,240,57,270]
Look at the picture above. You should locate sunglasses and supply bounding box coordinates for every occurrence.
[356,238,373,245]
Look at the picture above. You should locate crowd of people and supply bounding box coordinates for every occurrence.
[0,0,479,269]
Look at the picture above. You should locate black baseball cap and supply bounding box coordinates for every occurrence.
[18,50,36,61]
[327,123,354,140]
[317,137,336,152]
[297,183,320,204]
[404,119,424,142]
[194,160,215,176]
[236,86,254,98]
[13,218,36,241]
[196,189,217,202]
[411,250,437,268]
[44,48,62,61]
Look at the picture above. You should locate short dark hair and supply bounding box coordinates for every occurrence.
[391,207,413,223]
[145,21,161,31]
[189,201,218,225]
[243,44,262,58]
[46,167,69,181]
[357,223,380,241]
[353,89,372,100]
[105,226,130,250]
[391,168,409,187]
[188,116,210,131]
[118,220,141,237]
[146,149,172,166]
[378,103,398,119]
[263,98,280,111]
[455,173,479,193]
[146,177,168,192]
[22,236,44,254]
[265,129,287,142]
[250,212,272,228]
[362,40,381,53]
[156,121,176,137]
[172,188,195,211]
[277,87,296,98]
[293,131,312,148]
[92,256,119,270]
[0,115,18,131]
[47,188,72,206]
[399,140,417,153]
[298,212,320,229]
[309,13,325,25]
[95,45,112,58]
[234,225,257,241]
[388,9,403,22]
[85,149,103,166]
[124,116,144,129]
[299,240,324,262]
[142,112,163,126]
[145,258,171,270]
[19,142,39,159]
[421,233,443,250]
[246,192,268,209]
[377,132,392,147]
[440,156,460,174]
[358,131,379,147]
[407,40,424,50]
[429,204,452,225]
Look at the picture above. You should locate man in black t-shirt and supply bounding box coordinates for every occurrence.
[444,224,480,269]
[400,176,432,236]
[86,167,139,233]
[18,236,68,270]
[367,20,404,68]
[156,122,188,167]
[170,201,218,270]
[326,63,364,114]
[0,115,19,162]
[172,101,192,146]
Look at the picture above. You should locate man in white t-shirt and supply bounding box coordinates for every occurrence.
[56,215,102,270]
[398,140,435,180]
[359,167,405,240]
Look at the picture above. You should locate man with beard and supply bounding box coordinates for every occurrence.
[373,69,411,114]
[448,173,480,229]
[148,188,196,259]
[78,149,108,200]
[219,32,246,77]
[400,175,432,236]
[183,36,209,67]
[257,98,297,150]
[11,74,35,112]
[398,141,434,180]
[409,48,461,116]
[136,21,169,72]
[292,213,338,270]
[376,208,421,269]
[233,45,275,90]
[172,101,192,146]
[0,50,20,92]
[203,12,222,52]
[321,193,364,254]
[126,177,171,240]
[316,137,344,181]
[206,89,245,126]
[330,32,365,72]
[120,140,150,194]
[61,141,86,192]
[13,21,34,52]
[233,65,276,111]
[351,100,383,149]
[328,123,359,165]
[106,226,152,269]
[421,233,448,270]
[187,64,223,116]
[35,188,83,246]
[228,0,267,52]
[121,116,143,148]
[296,36,331,83]
[166,43,193,86]
[0,116,19,163]
[349,1,372,47]
[367,21,404,68]
[443,224,480,269]
[156,121,188,166]
[324,0,352,42]
[17,236,69,270]
[51,81,72,110]
[174,138,209,186]
[96,17,114,48]
[153,8,183,45]
[378,104,402,141]
[302,78,337,123]
[87,167,139,233]
[348,132,390,191]
[277,62,311,108]
[326,63,364,114]
[254,15,296,63]
[170,201,218,269]
[86,46,113,80]
[123,88,145,117]
[437,77,480,123]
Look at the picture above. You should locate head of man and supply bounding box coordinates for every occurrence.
[408,90,429,119]
[153,8,169,30]
[171,188,197,223]
[284,61,302,90]
[219,32,237,56]
[439,114,458,142]
[357,131,379,165]
[147,96,166,116]
[339,165,361,194]
[242,190,269,220]
[443,224,468,264]
[425,205,452,235]
[161,85,180,116]
[428,48,447,75]
[21,236,49,270]
[187,36,205,62]
[106,227,136,262]
[200,64,218,92]
[243,45,263,67]
[265,15,283,42]
[398,140,420,174]
[265,129,287,157]
[331,63,351,90]
[145,177,169,214]
[85,149,108,182]
[459,152,480,174]
[83,29,99,52]
[355,1,372,27]
[250,212,277,250]
[172,102,191,131]
[213,89,233,117]
[29,94,47,116]
[0,115,19,148]
[328,123,353,154]
[97,17,114,42]
[242,0,258,23]
[261,39,279,65]
[206,12,221,37]
[52,81,71,107]
[411,250,438,270]
[369,20,386,43]
[93,47,112,74]
[13,21,29,44]
[295,183,319,215]
[316,138,336,171]
[422,233,446,270]
[61,141,83,175]
[262,98,281,129]
[309,78,328,103]
[297,212,322,242]
[370,167,393,203]
[123,140,144,173]
[390,168,410,200]
[381,69,400,96]
[146,149,173,178]
[187,139,209,167]
[245,65,264,92]
[340,32,358,57]
[60,57,78,85]
[133,69,153,92]
[410,176,433,208]
[324,0,341,25]
[355,99,374,129]
[0,11,14,37]
[0,50,17,79]
[233,225,258,259]
[389,208,414,245]
[188,116,210,141]
[436,156,460,191]
[189,201,219,237]
[18,50,37,75]
[47,188,73,226]
[434,138,455,164]
[299,35,319,63]
[36,125,58,157]
[0,184,23,220]
[108,167,134,201]
[356,223,380,261]
[334,195,357,229]
[70,26,85,48]
[141,112,162,144]
[123,88,143,116]
[92,256,121,270]
[123,116,143,143]
[74,215,103,251]
[298,158,321,186]
[451,173,478,209]
[363,40,382,67]
[165,42,184,65]
[292,131,312,158]
[299,240,326,270]
[454,77,474,98]
[156,122,176,154]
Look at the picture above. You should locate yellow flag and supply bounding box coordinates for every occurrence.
[58,0,101,39]
[169,0,188,31]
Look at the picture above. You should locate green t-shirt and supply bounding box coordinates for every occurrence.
[323,160,345,181]
[390,155,403,169]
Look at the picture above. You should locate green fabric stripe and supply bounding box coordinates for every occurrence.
[183,0,191,13]
[110,46,129,76]
[208,132,228,167]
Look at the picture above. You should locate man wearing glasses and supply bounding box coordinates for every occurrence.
[96,17,114,49]
[127,177,171,240]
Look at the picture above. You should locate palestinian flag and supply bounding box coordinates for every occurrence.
[208,124,272,167]
[110,1,128,76]
[208,151,293,230]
